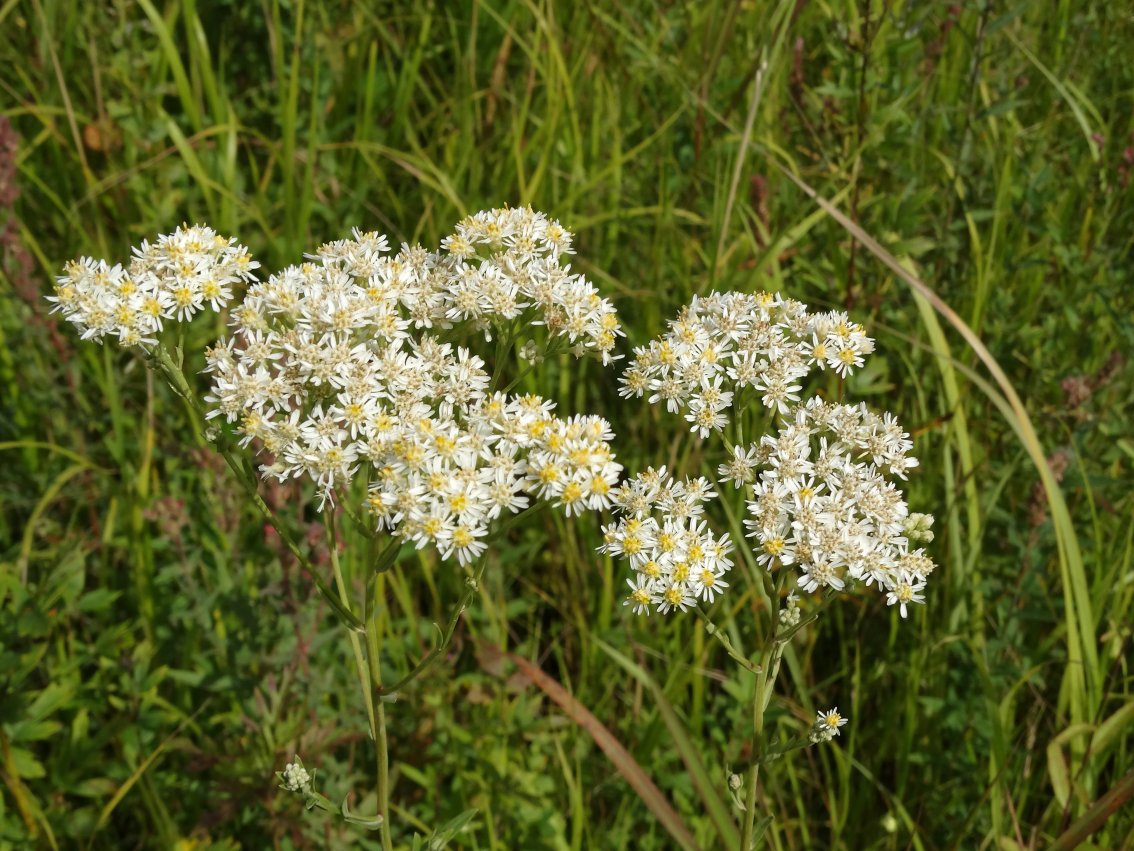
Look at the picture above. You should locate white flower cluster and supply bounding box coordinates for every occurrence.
[619,291,875,437]
[738,397,935,617]
[599,467,734,615]
[366,393,622,565]
[204,223,622,563]
[606,290,934,619]
[49,224,259,346]
[440,207,623,363]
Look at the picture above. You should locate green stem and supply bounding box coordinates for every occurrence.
[150,344,393,837]
[157,340,206,448]
[297,785,382,830]
[499,336,569,395]
[150,345,365,631]
[740,655,770,849]
[738,571,788,850]
[365,567,394,851]
[488,321,516,395]
[378,558,489,697]
[373,504,540,701]
[324,511,376,737]
[696,606,760,674]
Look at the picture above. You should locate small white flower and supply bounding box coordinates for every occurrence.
[884,569,926,618]
[691,566,729,603]
[654,579,697,614]
[718,444,759,488]
[810,707,848,743]
[624,575,654,616]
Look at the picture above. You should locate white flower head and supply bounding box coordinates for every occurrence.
[810,707,848,743]
[441,207,624,363]
[740,397,934,612]
[197,217,622,563]
[601,467,732,616]
[620,292,873,435]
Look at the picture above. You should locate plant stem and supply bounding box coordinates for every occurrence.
[150,345,365,630]
[738,571,788,850]
[324,511,376,737]
[488,320,516,394]
[365,567,394,851]
[695,606,760,674]
[500,336,568,395]
[740,657,769,849]
[151,344,394,837]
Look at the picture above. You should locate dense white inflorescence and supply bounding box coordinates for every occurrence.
[618,290,874,437]
[599,467,734,615]
[741,396,934,615]
[440,207,623,363]
[47,224,259,346]
[606,290,935,617]
[54,208,626,568]
[201,213,623,561]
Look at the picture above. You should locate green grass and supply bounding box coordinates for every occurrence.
[2,1,1133,848]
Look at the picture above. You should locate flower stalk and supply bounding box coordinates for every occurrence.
[696,607,760,675]
[738,570,787,850]
[364,569,394,851]
[324,510,376,736]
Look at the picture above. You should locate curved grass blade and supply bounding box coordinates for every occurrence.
[86,700,211,849]
[496,646,701,851]
[596,638,741,850]
[771,164,1100,730]
[17,463,87,584]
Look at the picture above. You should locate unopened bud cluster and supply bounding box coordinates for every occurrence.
[905,512,935,543]
[280,759,311,793]
[779,592,801,627]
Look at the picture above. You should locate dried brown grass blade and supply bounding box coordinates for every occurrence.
[1047,768,1134,851]
[490,645,701,851]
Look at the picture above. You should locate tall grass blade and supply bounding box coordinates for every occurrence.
[770,163,1100,729]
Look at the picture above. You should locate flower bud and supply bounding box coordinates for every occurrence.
[280,759,311,792]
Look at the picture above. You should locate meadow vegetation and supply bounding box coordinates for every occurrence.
[1,1,1132,848]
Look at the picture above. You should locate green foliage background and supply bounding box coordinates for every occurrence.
[1,0,1133,848]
